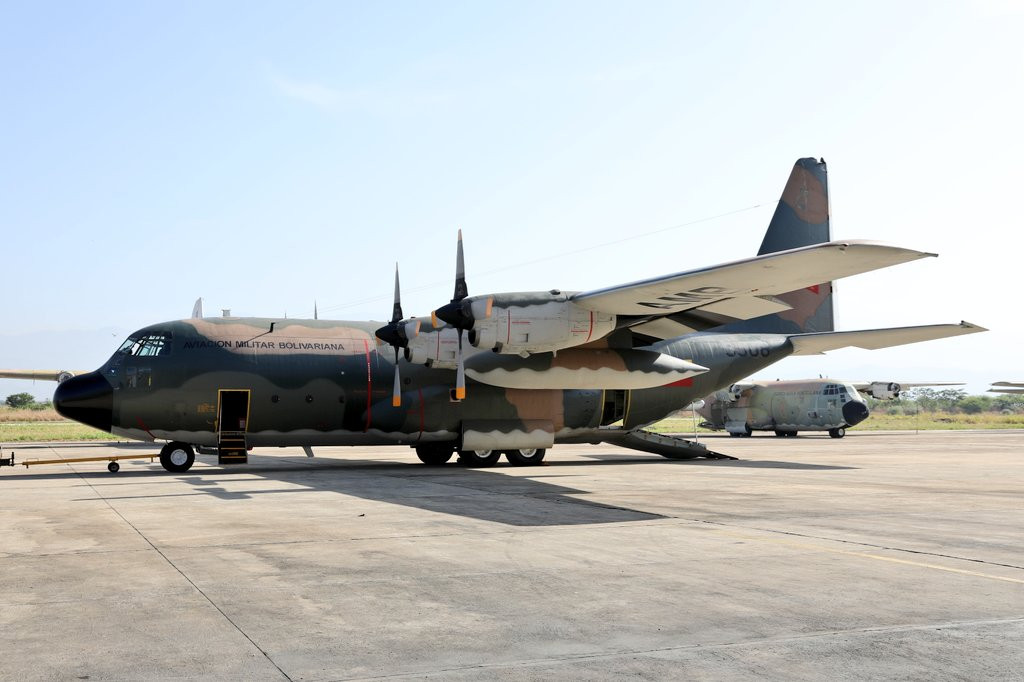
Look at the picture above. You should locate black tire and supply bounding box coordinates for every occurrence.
[829,427,846,439]
[107,461,120,473]
[160,442,195,473]
[774,430,786,438]
[742,423,753,437]
[787,431,798,437]
[458,449,501,468]
[415,444,454,465]
[504,448,546,466]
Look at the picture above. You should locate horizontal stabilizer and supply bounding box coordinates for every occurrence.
[789,321,986,356]
[573,241,934,317]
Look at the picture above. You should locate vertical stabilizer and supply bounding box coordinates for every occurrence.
[718,158,835,334]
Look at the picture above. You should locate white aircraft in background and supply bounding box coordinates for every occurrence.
[697,379,964,438]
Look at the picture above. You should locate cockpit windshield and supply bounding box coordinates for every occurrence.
[822,382,861,401]
[116,332,172,357]
[823,383,851,400]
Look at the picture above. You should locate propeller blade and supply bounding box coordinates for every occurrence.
[432,230,472,328]
[453,228,467,302]
[392,348,402,407]
[391,263,403,324]
[455,329,466,400]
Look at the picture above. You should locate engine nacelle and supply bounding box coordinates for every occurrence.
[403,325,460,369]
[869,382,901,400]
[727,382,754,401]
[465,293,616,354]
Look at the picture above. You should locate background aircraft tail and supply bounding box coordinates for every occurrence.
[718,157,835,334]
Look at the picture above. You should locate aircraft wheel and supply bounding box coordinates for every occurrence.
[742,423,753,437]
[829,427,846,439]
[107,461,120,473]
[160,442,195,473]
[415,444,454,465]
[774,430,786,438]
[504,448,546,466]
[458,449,501,468]
[787,431,798,437]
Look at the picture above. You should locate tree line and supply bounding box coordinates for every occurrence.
[866,388,1024,415]
[3,393,53,410]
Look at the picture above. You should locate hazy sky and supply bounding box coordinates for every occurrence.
[2,1,1022,400]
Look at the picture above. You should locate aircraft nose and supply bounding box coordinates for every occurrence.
[842,400,869,427]
[54,371,113,433]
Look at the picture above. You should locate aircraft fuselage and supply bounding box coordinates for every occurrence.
[54,317,795,451]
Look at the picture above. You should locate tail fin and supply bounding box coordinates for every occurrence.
[718,158,835,334]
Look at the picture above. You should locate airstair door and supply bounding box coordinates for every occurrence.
[217,389,250,465]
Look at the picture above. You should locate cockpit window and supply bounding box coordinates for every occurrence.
[117,337,140,355]
[116,332,172,357]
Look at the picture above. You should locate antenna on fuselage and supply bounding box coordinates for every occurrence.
[192,298,203,319]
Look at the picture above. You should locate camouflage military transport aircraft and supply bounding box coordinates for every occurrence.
[6,159,985,472]
[696,379,965,438]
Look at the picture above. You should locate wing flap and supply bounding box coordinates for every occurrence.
[572,241,935,316]
[790,322,986,356]
[696,295,792,318]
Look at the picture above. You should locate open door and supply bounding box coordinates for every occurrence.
[217,389,250,465]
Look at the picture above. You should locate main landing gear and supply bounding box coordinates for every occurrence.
[415,443,455,465]
[414,444,547,467]
[459,448,547,467]
[828,427,846,439]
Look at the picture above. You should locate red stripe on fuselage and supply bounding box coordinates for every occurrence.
[136,416,156,440]
[663,377,694,387]
[363,339,372,432]
[417,388,424,441]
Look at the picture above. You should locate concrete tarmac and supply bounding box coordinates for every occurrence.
[1,431,1022,680]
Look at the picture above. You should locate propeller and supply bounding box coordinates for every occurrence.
[374,263,419,407]
[432,230,469,400]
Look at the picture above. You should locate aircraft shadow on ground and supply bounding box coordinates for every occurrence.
[12,450,853,526]
[579,454,857,470]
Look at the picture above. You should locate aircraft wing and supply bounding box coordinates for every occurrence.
[989,381,1024,395]
[789,321,986,356]
[0,370,81,383]
[852,380,963,390]
[572,241,934,324]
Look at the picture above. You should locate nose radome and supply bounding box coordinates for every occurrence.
[842,400,870,427]
[54,371,113,433]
